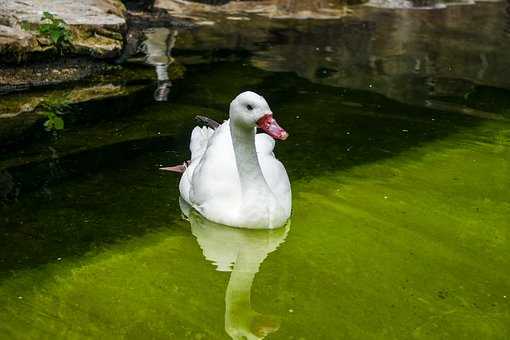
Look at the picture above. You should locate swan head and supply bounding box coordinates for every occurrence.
[229,91,288,140]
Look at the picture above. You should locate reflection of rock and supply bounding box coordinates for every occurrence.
[0,83,187,195]
[0,0,126,63]
[365,0,476,9]
[0,81,149,146]
[184,202,289,339]
[252,6,510,109]
[0,170,17,203]
[154,0,354,23]
[0,61,166,147]
[141,28,178,101]
[175,2,510,112]
[506,0,510,35]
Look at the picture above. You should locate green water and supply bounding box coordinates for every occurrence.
[1,3,510,339]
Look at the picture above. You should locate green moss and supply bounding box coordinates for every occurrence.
[268,122,509,339]
[0,118,508,339]
[71,27,123,58]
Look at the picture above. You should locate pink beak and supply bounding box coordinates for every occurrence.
[257,114,289,140]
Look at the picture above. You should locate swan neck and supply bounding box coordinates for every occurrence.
[230,121,269,194]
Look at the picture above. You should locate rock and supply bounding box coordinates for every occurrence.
[0,0,127,63]
[0,58,118,92]
[0,23,45,63]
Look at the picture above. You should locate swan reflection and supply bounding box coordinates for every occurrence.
[141,28,177,102]
[182,200,289,339]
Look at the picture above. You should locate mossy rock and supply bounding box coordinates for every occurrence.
[0,0,127,64]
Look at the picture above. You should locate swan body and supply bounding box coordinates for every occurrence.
[177,92,291,229]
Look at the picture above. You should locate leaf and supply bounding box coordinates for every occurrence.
[43,119,54,131]
[63,30,72,41]
[53,116,64,130]
[20,22,31,31]
[50,30,61,44]
[36,11,71,50]
[42,12,54,21]
[38,26,50,33]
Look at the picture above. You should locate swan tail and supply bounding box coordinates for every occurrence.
[160,124,213,175]
[195,115,220,129]
[160,161,190,173]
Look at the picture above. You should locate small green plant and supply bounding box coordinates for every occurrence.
[38,99,70,132]
[42,110,65,131]
[37,11,72,53]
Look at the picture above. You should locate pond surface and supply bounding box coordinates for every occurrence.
[1,2,510,339]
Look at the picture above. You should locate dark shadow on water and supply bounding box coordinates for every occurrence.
[0,135,188,279]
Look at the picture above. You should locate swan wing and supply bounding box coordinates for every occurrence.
[179,126,215,204]
[190,126,215,161]
[255,133,275,156]
[188,122,242,225]
[257,134,292,218]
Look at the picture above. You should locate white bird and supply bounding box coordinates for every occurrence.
[162,91,291,229]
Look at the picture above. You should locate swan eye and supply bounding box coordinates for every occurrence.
[246,104,253,111]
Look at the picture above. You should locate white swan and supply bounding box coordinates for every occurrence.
[163,91,291,229]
